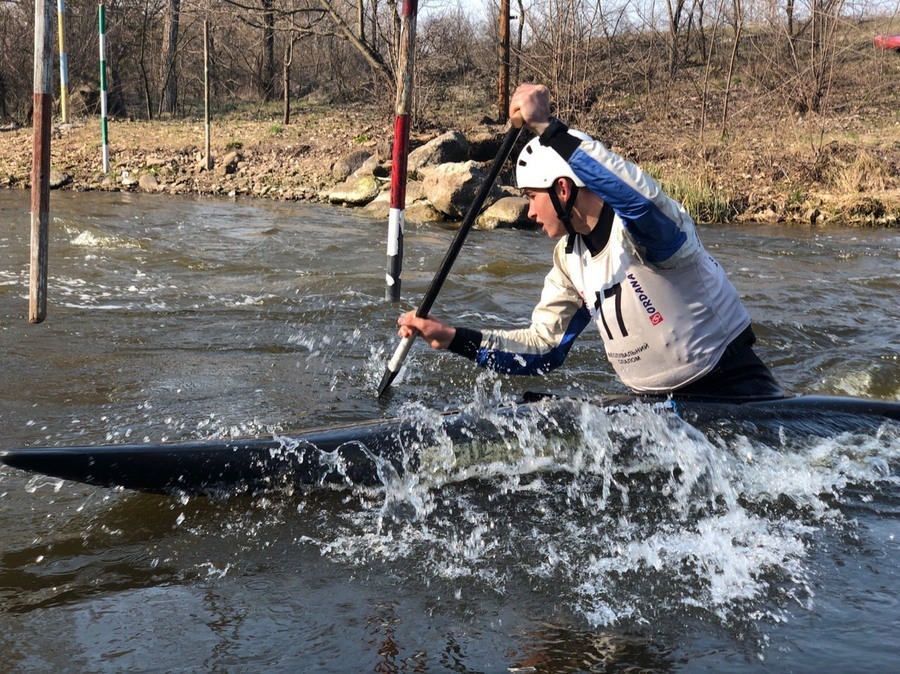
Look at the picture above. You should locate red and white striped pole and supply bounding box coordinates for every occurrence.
[30,0,53,323]
[386,0,417,302]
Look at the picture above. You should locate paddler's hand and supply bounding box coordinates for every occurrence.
[398,311,456,350]
[510,83,552,136]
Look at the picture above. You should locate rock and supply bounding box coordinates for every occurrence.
[327,174,380,206]
[408,130,469,173]
[217,151,240,176]
[49,169,71,189]
[139,174,159,191]
[476,196,530,230]
[361,188,443,224]
[362,190,391,218]
[422,161,500,218]
[332,149,372,181]
[144,156,168,168]
[405,200,444,224]
[352,154,380,178]
[406,180,426,203]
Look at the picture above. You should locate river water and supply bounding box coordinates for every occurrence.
[0,190,898,672]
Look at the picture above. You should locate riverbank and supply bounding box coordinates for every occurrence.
[1,99,898,226]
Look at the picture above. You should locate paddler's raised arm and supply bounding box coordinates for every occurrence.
[511,83,694,266]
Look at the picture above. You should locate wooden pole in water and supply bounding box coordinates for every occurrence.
[498,0,510,123]
[30,0,54,324]
[98,2,110,173]
[204,18,212,171]
[56,0,69,123]
[386,0,417,302]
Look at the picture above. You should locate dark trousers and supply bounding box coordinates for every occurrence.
[669,326,784,400]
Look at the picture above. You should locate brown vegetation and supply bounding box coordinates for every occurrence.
[1,1,898,225]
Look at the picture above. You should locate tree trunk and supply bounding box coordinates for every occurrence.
[0,70,8,119]
[158,0,180,115]
[261,0,276,101]
[283,39,293,125]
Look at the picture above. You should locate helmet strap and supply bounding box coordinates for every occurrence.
[548,180,580,254]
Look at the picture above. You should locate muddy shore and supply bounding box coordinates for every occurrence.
[1,104,897,227]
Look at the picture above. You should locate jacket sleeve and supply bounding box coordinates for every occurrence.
[447,241,591,375]
[541,120,700,267]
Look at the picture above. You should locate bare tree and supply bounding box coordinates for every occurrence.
[159,0,181,114]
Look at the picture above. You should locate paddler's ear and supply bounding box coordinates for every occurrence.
[554,176,575,200]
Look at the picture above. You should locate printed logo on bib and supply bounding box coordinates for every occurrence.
[627,273,664,326]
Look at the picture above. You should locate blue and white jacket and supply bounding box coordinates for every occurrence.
[448,121,750,393]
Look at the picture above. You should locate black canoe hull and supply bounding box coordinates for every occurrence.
[2,395,898,496]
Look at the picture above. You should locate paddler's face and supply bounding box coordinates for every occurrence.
[523,188,567,238]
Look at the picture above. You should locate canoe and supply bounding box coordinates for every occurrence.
[2,394,898,497]
[874,35,900,51]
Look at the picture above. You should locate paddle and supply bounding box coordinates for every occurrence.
[376,123,524,397]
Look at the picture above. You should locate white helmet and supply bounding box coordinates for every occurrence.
[515,130,591,190]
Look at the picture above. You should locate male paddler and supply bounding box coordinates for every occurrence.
[398,83,783,399]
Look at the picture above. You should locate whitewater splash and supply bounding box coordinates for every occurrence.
[288,394,899,635]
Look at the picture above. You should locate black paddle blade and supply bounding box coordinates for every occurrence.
[376,367,399,398]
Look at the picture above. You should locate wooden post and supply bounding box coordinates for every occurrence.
[204,18,211,170]
[31,0,54,323]
[98,2,110,173]
[498,0,510,123]
[386,0,417,302]
[56,0,69,123]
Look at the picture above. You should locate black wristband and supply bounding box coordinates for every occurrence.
[539,117,570,145]
[448,326,482,360]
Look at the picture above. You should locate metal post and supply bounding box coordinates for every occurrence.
[31,0,54,323]
[56,0,69,123]
[498,0,510,123]
[386,0,417,302]
[98,2,109,173]
[204,18,211,170]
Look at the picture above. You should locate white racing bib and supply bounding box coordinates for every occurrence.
[566,229,750,391]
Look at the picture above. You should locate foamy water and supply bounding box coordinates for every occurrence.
[1,191,898,671]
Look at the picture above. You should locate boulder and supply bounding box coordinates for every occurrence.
[49,169,71,189]
[422,161,501,219]
[476,196,530,230]
[217,151,240,176]
[332,149,372,181]
[138,174,159,191]
[327,174,380,206]
[362,191,443,224]
[362,190,391,218]
[405,201,445,224]
[408,130,469,173]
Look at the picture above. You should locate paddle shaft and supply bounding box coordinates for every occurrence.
[415,125,522,318]
[377,124,523,396]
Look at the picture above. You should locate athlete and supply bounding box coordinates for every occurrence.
[398,83,783,398]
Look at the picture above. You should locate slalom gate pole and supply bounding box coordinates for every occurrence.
[386,0,418,302]
[30,0,54,323]
[98,2,109,173]
[56,0,69,123]
[204,18,211,171]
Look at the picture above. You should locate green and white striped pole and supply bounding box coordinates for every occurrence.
[98,2,109,172]
[56,0,69,123]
